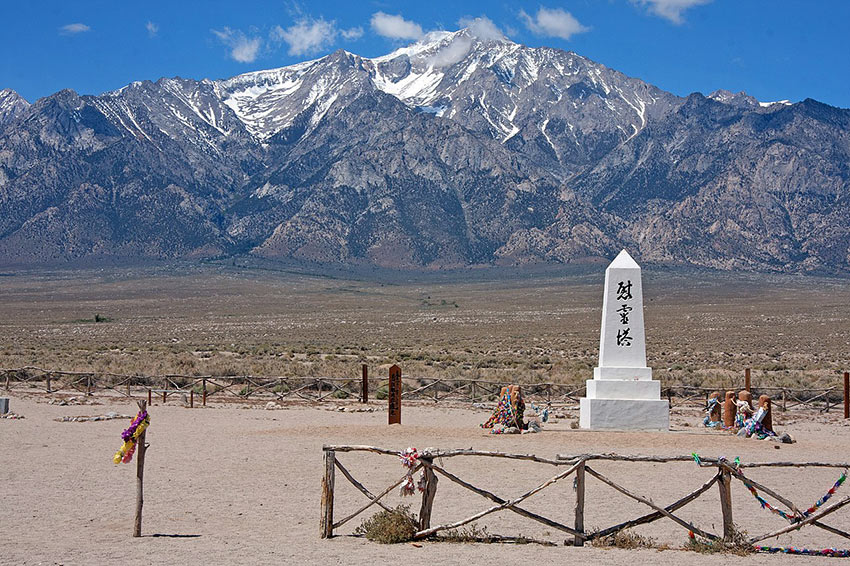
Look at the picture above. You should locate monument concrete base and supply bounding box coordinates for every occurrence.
[579,397,669,430]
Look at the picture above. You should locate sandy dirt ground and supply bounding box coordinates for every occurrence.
[2,392,850,565]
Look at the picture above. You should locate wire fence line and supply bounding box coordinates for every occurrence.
[1,365,846,412]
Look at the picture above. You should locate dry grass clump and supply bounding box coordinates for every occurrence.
[591,529,657,550]
[355,505,418,544]
[684,527,753,556]
[439,524,491,543]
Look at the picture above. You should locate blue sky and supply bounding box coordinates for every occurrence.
[2,1,848,108]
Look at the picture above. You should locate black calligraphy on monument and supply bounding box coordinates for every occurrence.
[616,280,633,347]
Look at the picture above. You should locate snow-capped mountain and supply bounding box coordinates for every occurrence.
[0,29,848,272]
[0,88,29,130]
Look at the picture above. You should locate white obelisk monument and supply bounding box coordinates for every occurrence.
[580,250,669,430]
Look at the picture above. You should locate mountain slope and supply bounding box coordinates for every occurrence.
[0,29,848,272]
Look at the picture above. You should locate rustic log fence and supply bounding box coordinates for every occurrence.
[320,445,850,550]
[2,366,847,413]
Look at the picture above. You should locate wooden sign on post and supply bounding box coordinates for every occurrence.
[388,365,401,425]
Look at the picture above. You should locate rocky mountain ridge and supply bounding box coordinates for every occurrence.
[0,29,848,272]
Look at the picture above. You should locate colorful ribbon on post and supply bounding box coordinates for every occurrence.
[112,409,149,464]
[398,447,424,496]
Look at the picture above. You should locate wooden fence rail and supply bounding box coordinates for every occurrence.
[1,366,846,412]
[320,445,850,550]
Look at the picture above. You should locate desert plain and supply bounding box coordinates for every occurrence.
[1,261,850,565]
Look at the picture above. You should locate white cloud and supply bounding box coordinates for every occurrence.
[270,17,362,57]
[212,27,262,63]
[146,21,159,38]
[520,7,588,40]
[428,37,472,67]
[458,16,505,40]
[427,16,506,68]
[370,12,424,40]
[59,23,90,35]
[635,0,712,24]
[271,17,336,56]
[340,26,364,41]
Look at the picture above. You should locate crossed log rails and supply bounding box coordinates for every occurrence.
[320,446,850,547]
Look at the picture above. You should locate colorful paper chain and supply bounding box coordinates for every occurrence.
[112,410,149,464]
[753,545,850,557]
[693,454,847,523]
[741,467,846,523]
[481,389,523,432]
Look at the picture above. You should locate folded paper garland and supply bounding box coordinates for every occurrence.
[690,531,850,556]
[113,409,149,464]
[754,545,850,557]
[692,454,847,523]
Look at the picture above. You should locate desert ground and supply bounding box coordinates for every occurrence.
[2,392,850,565]
[2,262,850,564]
[0,261,848,389]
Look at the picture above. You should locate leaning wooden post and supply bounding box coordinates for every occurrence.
[388,365,401,425]
[844,372,849,420]
[320,448,336,538]
[418,457,438,530]
[574,459,586,546]
[134,400,148,537]
[745,368,751,393]
[5,372,9,391]
[361,364,368,403]
[718,467,733,541]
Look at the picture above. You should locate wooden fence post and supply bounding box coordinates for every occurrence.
[190,389,194,409]
[718,468,733,541]
[574,459,586,546]
[147,388,152,405]
[418,457,438,530]
[844,372,849,420]
[203,378,207,406]
[745,368,751,393]
[46,374,51,393]
[361,364,368,403]
[388,365,401,425]
[133,400,148,537]
[5,372,9,390]
[320,449,336,538]
[782,389,787,412]
[162,390,166,404]
[86,375,92,396]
